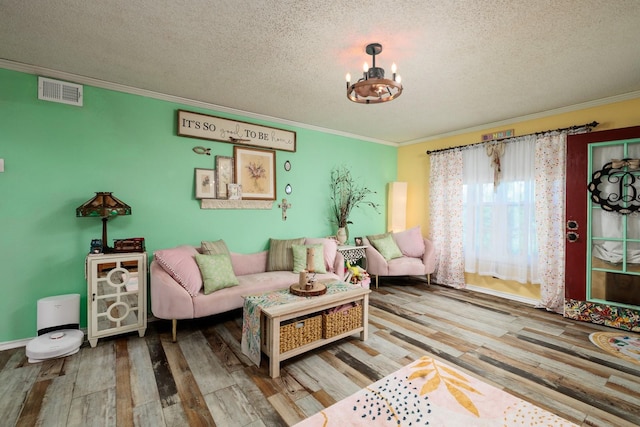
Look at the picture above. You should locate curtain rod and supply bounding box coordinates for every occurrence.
[426,121,599,155]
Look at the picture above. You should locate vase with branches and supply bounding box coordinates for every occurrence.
[329,166,380,242]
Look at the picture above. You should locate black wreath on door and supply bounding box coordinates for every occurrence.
[587,158,640,214]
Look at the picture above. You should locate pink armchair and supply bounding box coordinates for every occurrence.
[363,228,436,288]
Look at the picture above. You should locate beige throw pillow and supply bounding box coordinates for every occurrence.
[267,237,305,271]
[201,239,231,256]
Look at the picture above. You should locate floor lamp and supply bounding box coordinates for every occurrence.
[387,182,407,233]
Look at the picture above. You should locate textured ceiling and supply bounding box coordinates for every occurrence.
[1,0,640,144]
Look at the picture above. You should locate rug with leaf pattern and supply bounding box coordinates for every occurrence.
[294,356,578,426]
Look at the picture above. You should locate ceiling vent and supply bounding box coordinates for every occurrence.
[38,77,83,106]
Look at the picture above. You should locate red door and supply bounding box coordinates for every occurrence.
[565,126,640,301]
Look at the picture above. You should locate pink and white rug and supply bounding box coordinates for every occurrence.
[294,356,578,426]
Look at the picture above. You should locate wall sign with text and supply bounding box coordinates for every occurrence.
[177,110,296,152]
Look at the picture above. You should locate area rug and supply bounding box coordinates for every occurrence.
[294,356,578,426]
[589,332,640,366]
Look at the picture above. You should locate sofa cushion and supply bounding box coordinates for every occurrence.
[195,253,239,294]
[370,233,403,261]
[201,239,231,256]
[230,251,268,276]
[366,231,391,243]
[267,237,305,271]
[393,226,425,258]
[304,237,338,273]
[292,244,327,273]
[388,256,428,275]
[154,245,202,296]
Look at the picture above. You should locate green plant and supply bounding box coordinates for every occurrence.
[329,166,380,228]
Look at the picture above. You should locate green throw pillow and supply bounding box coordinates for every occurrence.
[370,234,403,261]
[366,232,391,243]
[292,244,326,273]
[201,239,231,256]
[267,237,305,271]
[195,254,239,294]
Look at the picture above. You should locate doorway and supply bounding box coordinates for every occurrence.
[565,126,640,330]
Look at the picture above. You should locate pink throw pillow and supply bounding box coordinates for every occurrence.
[305,238,338,273]
[154,245,202,296]
[393,226,425,258]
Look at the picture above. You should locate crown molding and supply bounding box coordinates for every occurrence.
[400,90,640,146]
[6,59,637,149]
[0,59,396,147]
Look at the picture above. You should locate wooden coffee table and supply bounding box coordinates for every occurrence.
[259,285,369,378]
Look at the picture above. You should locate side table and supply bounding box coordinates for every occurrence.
[337,245,368,267]
[85,252,147,347]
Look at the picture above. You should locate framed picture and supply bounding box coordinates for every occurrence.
[233,146,276,200]
[194,168,215,199]
[215,156,234,199]
[228,183,242,200]
[354,237,363,246]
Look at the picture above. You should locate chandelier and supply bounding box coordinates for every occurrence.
[345,43,403,104]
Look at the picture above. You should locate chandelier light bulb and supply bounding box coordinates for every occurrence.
[397,75,402,84]
[345,43,403,104]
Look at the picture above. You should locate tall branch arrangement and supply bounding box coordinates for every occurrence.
[330,166,380,228]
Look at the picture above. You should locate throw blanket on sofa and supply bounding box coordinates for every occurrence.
[241,281,356,366]
[294,356,578,427]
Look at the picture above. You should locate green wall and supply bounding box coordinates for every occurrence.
[0,68,397,343]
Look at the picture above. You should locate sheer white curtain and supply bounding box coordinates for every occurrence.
[429,150,465,288]
[534,133,566,313]
[463,135,539,284]
[430,130,588,311]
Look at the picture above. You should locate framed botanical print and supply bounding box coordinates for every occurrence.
[194,168,215,199]
[233,146,276,200]
[215,156,234,199]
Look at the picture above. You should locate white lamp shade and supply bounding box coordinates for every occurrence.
[387,182,407,232]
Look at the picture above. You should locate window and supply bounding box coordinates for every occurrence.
[462,136,539,284]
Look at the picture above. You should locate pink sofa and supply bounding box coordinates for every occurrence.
[150,239,345,341]
[363,226,436,288]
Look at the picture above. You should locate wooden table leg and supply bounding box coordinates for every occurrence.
[360,294,369,341]
[269,316,281,378]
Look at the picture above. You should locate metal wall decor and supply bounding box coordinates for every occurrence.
[588,158,640,214]
[192,146,211,155]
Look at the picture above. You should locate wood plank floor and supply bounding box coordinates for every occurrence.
[2,278,640,426]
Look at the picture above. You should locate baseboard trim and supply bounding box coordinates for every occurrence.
[0,338,32,351]
[1,327,92,351]
[465,284,539,306]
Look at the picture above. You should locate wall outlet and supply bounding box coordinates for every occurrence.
[0,159,4,172]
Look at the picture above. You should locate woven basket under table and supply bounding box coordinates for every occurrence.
[279,314,322,354]
[322,303,363,339]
